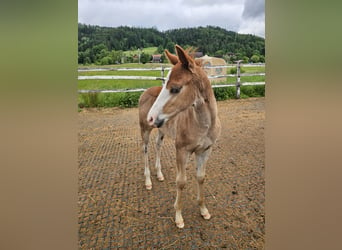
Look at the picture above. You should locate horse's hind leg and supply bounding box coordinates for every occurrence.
[155,129,164,181]
[195,147,212,220]
[142,129,152,190]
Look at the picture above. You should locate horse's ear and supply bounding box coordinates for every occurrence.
[175,45,195,73]
[164,49,178,65]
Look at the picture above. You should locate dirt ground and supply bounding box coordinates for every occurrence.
[78,97,265,249]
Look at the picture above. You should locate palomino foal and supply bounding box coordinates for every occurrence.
[138,45,221,228]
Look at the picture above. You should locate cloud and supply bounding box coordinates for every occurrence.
[182,0,241,6]
[78,0,264,37]
[242,0,265,19]
[238,0,265,37]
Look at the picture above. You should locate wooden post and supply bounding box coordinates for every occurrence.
[161,65,165,85]
[235,60,243,99]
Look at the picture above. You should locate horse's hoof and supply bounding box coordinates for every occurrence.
[157,175,164,181]
[176,220,184,229]
[145,184,152,190]
[202,213,211,220]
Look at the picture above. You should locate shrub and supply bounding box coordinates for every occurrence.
[254,84,265,96]
[241,86,255,97]
[101,93,121,107]
[213,85,265,101]
[229,67,245,74]
[240,85,265,98]
[118,92,141,108]
[250,55,260,63]
[79,92,100,107]
[99,56,112,65]
[213,86,236,101]
[78,92,143,108]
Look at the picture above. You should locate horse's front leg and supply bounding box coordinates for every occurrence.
[155,130,164,181]
[195,147,212,220]
[142,129,152,190]
[174,148,189,228]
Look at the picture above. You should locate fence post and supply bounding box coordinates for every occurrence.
[161,65,165,85]
[235,60,243,99]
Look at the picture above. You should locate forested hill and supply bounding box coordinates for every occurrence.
[78,23,265,65]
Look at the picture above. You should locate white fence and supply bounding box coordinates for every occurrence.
[78,64,265,98]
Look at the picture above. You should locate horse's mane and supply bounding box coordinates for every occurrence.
[184,47,203,67]
[185,47,197,58]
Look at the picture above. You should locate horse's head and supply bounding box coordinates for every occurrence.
[147,45,210,128]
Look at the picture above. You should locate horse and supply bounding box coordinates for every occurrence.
[138,45,221,228]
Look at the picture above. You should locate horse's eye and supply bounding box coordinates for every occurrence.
[170,86,182,94]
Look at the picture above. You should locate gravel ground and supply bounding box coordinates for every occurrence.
[78,97,265,249]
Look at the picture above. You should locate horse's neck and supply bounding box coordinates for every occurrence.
[180,90,218,130]
[161,83,218,139]
[198,82,218,119]
[195,95,218,127]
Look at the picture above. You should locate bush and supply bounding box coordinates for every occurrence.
[78,92,143,108]
[79,92,100,108]
[250,55,260,63]
[213,85,265,101]
[241,86,255,97]
[118,92,141,108]
[101,93,121,107]
[99,56,112,65]
[255,84,265,96]
[213,86,236,101]
[240,85,265,98]
[229,67,245,74]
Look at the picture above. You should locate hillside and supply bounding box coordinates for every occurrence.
[78,23,265,65]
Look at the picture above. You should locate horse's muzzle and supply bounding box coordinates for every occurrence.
[154,117,164,128]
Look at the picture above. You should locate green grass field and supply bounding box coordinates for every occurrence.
[123,47,159,56]
[79,62,171,69]
[78,69,169,77]
[78,79,161,90]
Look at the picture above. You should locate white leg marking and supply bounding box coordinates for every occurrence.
[155,131,164,181]
[143,144,152,190]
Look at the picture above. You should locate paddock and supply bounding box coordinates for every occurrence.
[78,97,265,248]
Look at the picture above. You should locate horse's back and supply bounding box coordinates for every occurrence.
[139,86,162,107]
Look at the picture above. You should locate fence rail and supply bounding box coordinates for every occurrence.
[78,63,265,97]
[78,73,265,81]
[78,82,265,94]
[78,75,166,80]
[78,63,265,72]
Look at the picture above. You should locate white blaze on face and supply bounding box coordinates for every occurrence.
[147,69,172,126]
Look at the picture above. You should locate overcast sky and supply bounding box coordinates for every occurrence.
[78,0,265,38]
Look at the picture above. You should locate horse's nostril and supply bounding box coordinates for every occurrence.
[148,116,154,125]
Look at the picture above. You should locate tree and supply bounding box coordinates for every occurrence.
[99,56,112,65]
[243,56,249,64]
[250,54,260,63]
[78,23,265,63]
[214,50,225,57]
[110,50,123,64]
[165,41,175,53]
[157,45,164,54]
[140,52,151,64]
